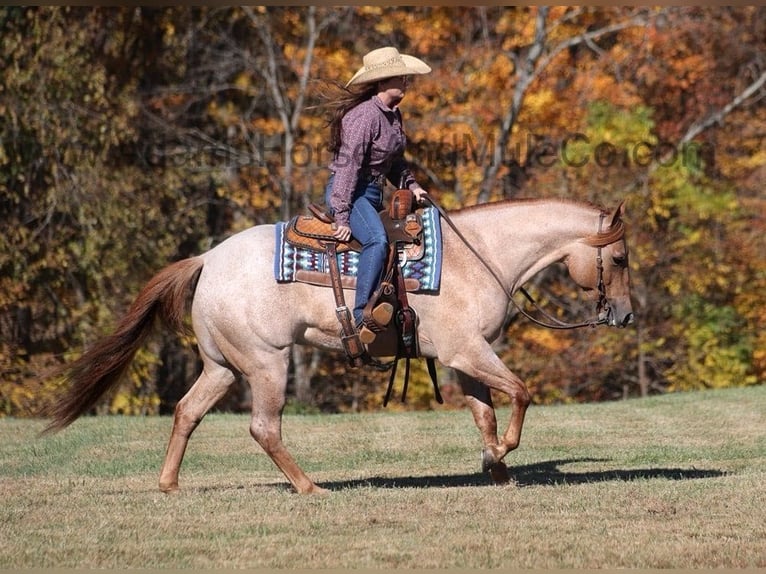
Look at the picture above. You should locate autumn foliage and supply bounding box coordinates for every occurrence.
[1,6,764,416]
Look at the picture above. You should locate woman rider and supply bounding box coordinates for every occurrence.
[324,46,431,344]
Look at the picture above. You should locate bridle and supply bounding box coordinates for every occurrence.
[513,212,611,330]
[424,197,613,331]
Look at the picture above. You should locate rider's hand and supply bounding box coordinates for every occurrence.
[412,187,429,204]
[332,224,352,242]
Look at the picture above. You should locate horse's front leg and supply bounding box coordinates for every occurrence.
[457,372,511,484]
[451,348,531,482]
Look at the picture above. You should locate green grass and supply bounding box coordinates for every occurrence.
[1,386,764,568]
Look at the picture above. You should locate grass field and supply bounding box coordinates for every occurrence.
[1,385,764,568]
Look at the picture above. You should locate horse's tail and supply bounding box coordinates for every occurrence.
[42,257,205,433]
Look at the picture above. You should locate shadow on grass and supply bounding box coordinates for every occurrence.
[319,457,728,491]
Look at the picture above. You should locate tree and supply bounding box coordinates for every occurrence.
[0,7,208,414]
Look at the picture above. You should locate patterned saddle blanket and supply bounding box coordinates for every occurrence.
[274,206,442,293]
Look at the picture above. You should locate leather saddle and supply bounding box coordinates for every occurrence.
[284,202,425,260]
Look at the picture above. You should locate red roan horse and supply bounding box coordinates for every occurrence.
[45,197,633,493]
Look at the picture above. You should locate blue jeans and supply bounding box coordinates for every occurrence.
[325,175,387,326]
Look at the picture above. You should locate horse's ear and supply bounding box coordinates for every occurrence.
[610,200,626,228]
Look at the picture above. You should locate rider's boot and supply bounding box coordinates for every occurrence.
[358,302,394,344]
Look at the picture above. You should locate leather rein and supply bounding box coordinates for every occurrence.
[424,197,612,331]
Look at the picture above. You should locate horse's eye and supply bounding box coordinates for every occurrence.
[612,255,627,267]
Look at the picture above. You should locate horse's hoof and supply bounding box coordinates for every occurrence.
[301,484,330,495]
[481,448,497,473]
[159,483,180,494]
[489,462,511,485]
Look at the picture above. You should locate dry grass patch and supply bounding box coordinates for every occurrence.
[1,386,764,568]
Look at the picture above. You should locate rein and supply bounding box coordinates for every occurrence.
[424,197,610,330]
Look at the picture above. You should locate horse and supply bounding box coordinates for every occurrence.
[44,197,634,493]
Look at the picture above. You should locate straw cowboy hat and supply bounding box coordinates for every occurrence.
[346,46,431,87]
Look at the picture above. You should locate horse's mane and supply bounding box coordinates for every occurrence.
[449,197,624,247]
[450,197,603,214]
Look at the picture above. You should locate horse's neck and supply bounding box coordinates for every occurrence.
[451,200,596,289]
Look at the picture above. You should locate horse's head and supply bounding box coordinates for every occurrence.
[565,201,634,328]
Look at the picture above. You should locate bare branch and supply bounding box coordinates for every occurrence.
[534,9,660,80]
[680,69,766,144]
[242,7,291,130]
[291,6,316,133]
[289,7,346,132]
[478,6,548,202]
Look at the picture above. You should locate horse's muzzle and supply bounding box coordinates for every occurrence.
[601,302,634,328]
[617,311,635,327]
[609,309,635,328]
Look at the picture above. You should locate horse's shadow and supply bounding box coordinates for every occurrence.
[318,457,727,491]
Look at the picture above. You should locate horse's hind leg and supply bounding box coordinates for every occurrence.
[159,361,237,493]
[245,347,327,494]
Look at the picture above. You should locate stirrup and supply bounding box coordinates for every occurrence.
[358,302,394,345]
[363,302,394,332]
[371,302,394,328]
[359,323,378,345]
[357,301,394,345]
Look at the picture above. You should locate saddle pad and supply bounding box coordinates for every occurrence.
[274,206,442,293]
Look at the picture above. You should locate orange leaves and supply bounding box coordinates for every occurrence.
[519,328,572,354]
[495,6,537,50]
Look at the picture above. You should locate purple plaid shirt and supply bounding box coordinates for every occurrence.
[328,96,419,226]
